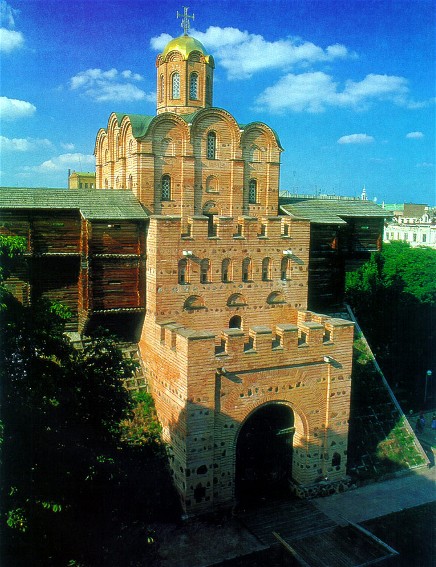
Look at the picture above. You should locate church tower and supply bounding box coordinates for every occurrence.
[156,8,214,115]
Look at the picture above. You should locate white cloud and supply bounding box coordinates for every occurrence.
[0,1,24,53]
[24,153,95,174]
[61,142,75,150]
[0,96,36,120]
[69,68,155,103]
[1,0,18,27]
[256,72,419,113]
[406,131,424,139]
[338,134,375,144]
[0,27,23,52]
[416,162,434,168]
[0,135,52,151]
[151,26,354,80]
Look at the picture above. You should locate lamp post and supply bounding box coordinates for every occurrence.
[424,370,432,405]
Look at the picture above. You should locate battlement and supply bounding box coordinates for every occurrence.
[150,213,308,243]
[155,310,354,369]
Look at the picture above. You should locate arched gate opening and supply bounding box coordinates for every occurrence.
[235,403,295,503]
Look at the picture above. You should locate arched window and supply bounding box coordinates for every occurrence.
[128,139,134,154]
[242,258,252,282]
[229,315,241,329]
[249,179,257,204]
[267,291,286,305]
[171,72,180,99]
[162,175,171,201]
[262,258,271,281]
[189,72,198,100]
[222,258,232,282]
[227,294,247,307]
[281,257,291,280]
[200,259,210,284]
[184,295,205,310]
[178,259,189,284]
[159,74,165,101]
[207,131,216,159]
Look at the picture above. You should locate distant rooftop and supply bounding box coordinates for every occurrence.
[0,187,148,220]
[279,194,388,224]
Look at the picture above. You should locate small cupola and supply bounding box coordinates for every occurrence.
[156,8,214,115]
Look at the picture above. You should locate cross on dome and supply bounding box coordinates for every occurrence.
[177,6,194,36]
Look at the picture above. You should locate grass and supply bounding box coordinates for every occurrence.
[347,333,426,479]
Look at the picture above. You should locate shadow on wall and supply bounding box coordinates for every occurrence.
[163,398,354,514]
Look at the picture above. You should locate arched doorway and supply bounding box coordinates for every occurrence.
[235,403,294,503]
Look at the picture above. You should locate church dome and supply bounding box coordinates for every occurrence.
[161,35,208,60]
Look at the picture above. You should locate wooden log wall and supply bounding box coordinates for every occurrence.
[91,257,141,310]
[31,257,80,327]
[32,213,81,254]
[90,222,141,254]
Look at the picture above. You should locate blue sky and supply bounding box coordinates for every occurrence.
[1,0,435,204]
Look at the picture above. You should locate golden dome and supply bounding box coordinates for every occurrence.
[161,35,208,60]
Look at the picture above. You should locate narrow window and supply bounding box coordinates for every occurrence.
[242,258,252,282]
[332,452,341,467]
[206,76,212,105]
[423,234,427,242]
[222,258,232,282]
[189,72,198,100]
[248,179,257,204]
[171,72,180,99]
[160,74,165,101]
[283,223,289,236]
[162,175,171,201]
[259,223,266,236]
[281,257,290,280]
[262,258,271,281]
[178,259,188,284]
[200,259,210,283]
[207,131,216,159]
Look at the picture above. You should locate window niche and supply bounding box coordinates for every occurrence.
[248,179,257,204]
[207,131,216,159]
[242,258,252,282]
[161,175,171,201]
[189,72,198,100]
[171,72,180,99]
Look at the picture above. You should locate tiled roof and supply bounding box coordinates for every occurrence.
[0,187,148,220]
[114,113,154,138]
[280,197,388,224]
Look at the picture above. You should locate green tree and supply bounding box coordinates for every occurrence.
[0,236,175,566]
[345,242,436,410]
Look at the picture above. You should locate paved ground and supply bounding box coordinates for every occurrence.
[313,465,436,524]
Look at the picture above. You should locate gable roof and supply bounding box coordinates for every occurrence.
[0,187,148,220]
[280,196,388,225]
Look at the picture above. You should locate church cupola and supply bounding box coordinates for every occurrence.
[156,7,214,115]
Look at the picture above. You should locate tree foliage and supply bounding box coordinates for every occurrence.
[0,236,178,566]
[345,242,436,410]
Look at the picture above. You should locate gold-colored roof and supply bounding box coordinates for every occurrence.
[161,34,208,60]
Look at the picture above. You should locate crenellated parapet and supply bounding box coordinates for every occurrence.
[154,311,353,368]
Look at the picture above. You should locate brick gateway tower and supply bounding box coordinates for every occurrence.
[93,11,355,514]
